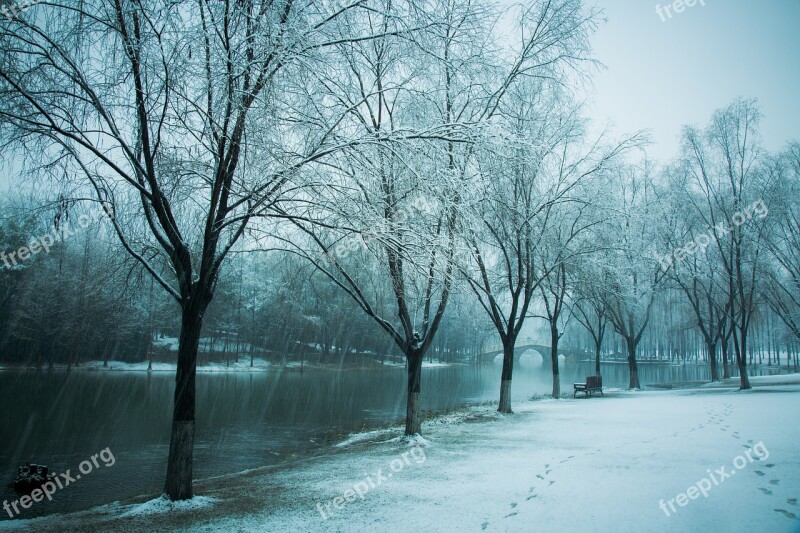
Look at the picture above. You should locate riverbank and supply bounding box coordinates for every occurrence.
[2,373,798,532]
[0,358,462,373]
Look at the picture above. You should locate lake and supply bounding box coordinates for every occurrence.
[0,357,751,519]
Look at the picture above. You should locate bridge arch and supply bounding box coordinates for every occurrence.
[518,348,546,368]
[481,341,588,370]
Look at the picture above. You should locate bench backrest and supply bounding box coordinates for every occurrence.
[586,375,602,388]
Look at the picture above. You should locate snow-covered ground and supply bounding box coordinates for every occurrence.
[2,375,799,532]
[72,358,274,372]
[3,357,459,373]
[380,359,457,368]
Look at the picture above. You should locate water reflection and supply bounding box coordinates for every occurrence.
[0,360,763,518]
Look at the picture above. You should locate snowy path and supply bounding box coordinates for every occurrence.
[3,375,799,532]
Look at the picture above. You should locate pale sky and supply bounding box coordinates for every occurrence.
[3,1,798,191]
[587,0,800,161]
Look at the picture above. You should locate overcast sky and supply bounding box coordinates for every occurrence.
[587,0,800,162]
[3,1,798,191]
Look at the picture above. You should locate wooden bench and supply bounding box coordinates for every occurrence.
[573,375,603,398]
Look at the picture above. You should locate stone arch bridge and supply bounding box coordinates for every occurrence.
[478,340,590,371]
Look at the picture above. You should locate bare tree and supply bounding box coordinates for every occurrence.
[572,272,609,376]
[601,162,667,390]
[763,143,800,341]
[680,99,773,389]
[0,0,404,499]
[659,167,732,382]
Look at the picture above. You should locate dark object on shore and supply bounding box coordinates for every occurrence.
[573,375,603,398]
[12,463,55,493]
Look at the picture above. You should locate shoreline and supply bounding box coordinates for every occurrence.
[0,358,467,373]
[2,356,793,371]
[3,373,799,531]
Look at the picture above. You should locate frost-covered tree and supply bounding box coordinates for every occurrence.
[679,99,774,389]
[601,162,667,390]
[0,0,409,500]
[763,143,800,342]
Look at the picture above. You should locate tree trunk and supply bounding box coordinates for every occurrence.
[736,333,751,390]
[550,328,560,398]
[164,300,204,500]
[594,339,601,376]
[707,340,718,381]
[627,337,640,389]
[721,336,731,378]
[405,351,423,435]
[498,341,514,413]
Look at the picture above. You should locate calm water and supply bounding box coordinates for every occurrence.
[0,358,754,519]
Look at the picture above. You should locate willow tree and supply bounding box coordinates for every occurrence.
[680,99,774,390]
[659,167,731,382]
[0,0,401,499]
[764,143,800,342]
[601,163,667,390]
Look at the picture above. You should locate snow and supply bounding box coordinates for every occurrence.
[334,428,399,448]
[387,434,432,448]
[379,359,405,367]
[702,373,800,388]
[64,358,273,372]
[152,336,180,351]
[379,359,456,368]
[80,360,177,372]
[421,361,454,368]
[198,359,272,372]
[2,374,799,532]
[119,496,221,518]
[4,357,461,373]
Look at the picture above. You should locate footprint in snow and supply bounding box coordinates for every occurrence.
[549,480,556,486]
[754,470,765,476]
[774,509,797,520]
[769,480,779,486]
[510,503,517,509]
[504,512,518,518]
[765,463,775,468]
[787,498,797,506]
[545,469,551,475]
[527,494,537,501]
[759,488,773,495]
[536,474,545,480]
[481,521,489,530]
